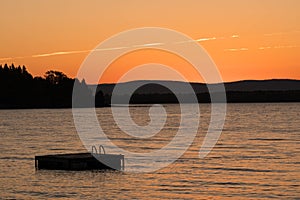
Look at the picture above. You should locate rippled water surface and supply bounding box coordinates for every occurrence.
[0,103,299,199]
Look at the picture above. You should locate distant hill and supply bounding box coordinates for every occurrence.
[92,79,300,104]
[95,79,300,95]
[224,79,300,92]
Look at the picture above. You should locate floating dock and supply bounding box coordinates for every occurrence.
[35,145,124,171]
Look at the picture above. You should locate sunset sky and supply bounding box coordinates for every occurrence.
[0,0,299,83]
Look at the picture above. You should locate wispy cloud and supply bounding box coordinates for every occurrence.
[174,36,219,44]
[231,35,239,38]
[132,42,164,48]
[224,48,248,52]
[258,46,272,50]
[32,50,90,58]
[0,56,29,61]
[258,45,299,50]
[0,57,13,61]
[225,44,299,52]
[264,30,300,37]
[195,37,217,42]
[94,46,128,51]
[274,45,298,49]
[0,36,233,61]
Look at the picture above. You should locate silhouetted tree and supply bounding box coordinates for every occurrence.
[0,64,90,108]
[95,90,105,106]
[44,70,68,85]
[3,63,9,71]
[72,78,95,107]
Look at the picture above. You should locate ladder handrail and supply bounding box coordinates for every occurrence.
[99,145,106,154]
[91,145,98,154]
[91,145,106,154]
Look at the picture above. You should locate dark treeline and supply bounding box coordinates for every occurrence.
[0,63,103,108]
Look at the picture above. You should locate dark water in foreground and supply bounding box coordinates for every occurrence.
[0,103,299,199]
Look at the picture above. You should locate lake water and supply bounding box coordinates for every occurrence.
[0,103,299,199]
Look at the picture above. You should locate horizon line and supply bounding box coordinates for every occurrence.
[94,78,300,85]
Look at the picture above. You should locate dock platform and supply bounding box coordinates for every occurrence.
[35,146,124,171]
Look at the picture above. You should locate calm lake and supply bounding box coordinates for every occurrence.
[0,103,299,199]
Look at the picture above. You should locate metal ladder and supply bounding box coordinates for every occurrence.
[91,145,125,171]
[91,144,106,154]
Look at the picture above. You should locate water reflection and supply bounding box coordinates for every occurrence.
[0,103,299,199]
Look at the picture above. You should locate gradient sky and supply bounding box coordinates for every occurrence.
[0,0,299,83]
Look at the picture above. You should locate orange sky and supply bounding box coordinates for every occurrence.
[98,49,204,83]
[0,0,299,83]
